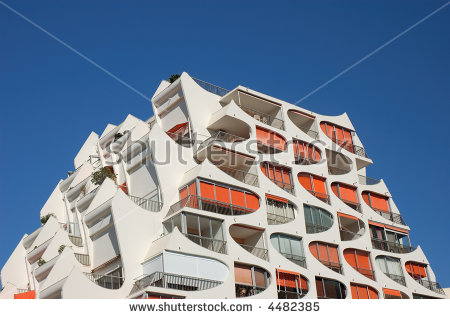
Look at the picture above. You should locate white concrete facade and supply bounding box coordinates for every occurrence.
[0,72,446,300]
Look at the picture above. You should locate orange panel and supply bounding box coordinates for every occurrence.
[358,285,369,299]
[14,290,35,299]
[307,145,315,161]
[256,127,272,146]
[230,189,245,207]
[419,265,427,278]
[274,167,283,183]
[282,169,291,185]
[368,287,378,299]
[215,185,230,203]
[314,147,321,161]
[298,173,313,191]
[167,122,188,134]
[300,276,308,290]
[266,194,287,203]
[343,129,353,146]
[331,184,339,197]
[188,182,197,196]
[338,183,358,203]
[179,187,188,200]
[312,175,327,197]
[335,126,344,141]
[234,264,253,285]
[383,288,401,297]
[294,141,306,157]
[328,246,339,264]
[260,163,268,177]
[344,249,357,268]
[356,250,371,271]
[337,212,359,221]
[350,284,359,299]
[199,181,215,200]
[317,243,329,261]
[276,270,299,288]
[309,243,319,259]
[369,192,390,212]
[271,132,287,150]
[245,193,259,210]
[315,278,324,298]
[362,192,370,207]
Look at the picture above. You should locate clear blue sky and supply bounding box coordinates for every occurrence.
[1,1,449,288]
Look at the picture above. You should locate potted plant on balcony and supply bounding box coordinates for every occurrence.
[91,167,117,185]
[40,213,55,225]
[37,258,46,267]
[168,74,180,83]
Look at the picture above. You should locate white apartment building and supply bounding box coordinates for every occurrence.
[0,72,446,299]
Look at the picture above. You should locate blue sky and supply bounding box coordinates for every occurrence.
[1,1,449,288]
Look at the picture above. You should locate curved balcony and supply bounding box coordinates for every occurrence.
[292,139,321,165]
[84,271,124,290]
[276,269,309,299]
[298,173,330,204]
[265,194,296,225]
[405,261,445,295]
[256,126,286,154]
[84,198,113,227]
[287,109,318,139]
[309,241,343,274]
[230,224,269,261]
[331,182,361,212]
[316,277,347,299]
[376,256,406,286]
[235,262,270,298]
[261,162,294,195]
[304,204,333,234]
[362,191,406,225]
[271,233,306,268]
[23,226,43,250]
[343,248,375,280]
[128,195,163,212]
[320,121,368,158]
[371,237,415,254]
[337,213,365,241]
[326,149,352,175]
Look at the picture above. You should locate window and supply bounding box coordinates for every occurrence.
[270,234,306,268]
[337,213,364,241]
[256,126,286,153]
[343,248,375,280]
[315,277,346,299]
[383,288,405,299]
[276,269,308,299]
[331,182,360,211]
[350,283,378,299]
[235,263,269,298]
[369,222,412,253]
[304,204,333,233]
[266,194,295,225]
[309,242,342,273]
[362,191,391,215]
[405,261,428,280]
[376,256,405,286]
[260,162,294,194]
[320,122,354,153]
[292,139,321,164]
[298,173,329,203]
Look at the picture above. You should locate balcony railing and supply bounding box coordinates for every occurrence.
[329,136,369,158]
[213,130,247,143]
[184,233,227,254]
[294,124,318,140]
[238,244,269,261]
[358,175,380,185]
[414,278,445,294]
[372,208,407,226]
[317,259,343,274]
[193,77,230,97]
[294,153,320,165]
[235,283,265,298]
[75,253,90,266]
[69,235,83,247]
[240,105,285,130]
[129,195,163,212]
[134,271,222,292]
[338,197,361,212]
[352,266,375,280]
[84,272,124,289]
[267,178,295,195]
[216,165,259,187]
[371,237,415,254]
[277,289,308,299]
[280,252,307,268]
[306,223,330,234]
[267,213,295,225]
[305,189,330,204]
[339,227,363,241]
[168,195,256,217]
[328,166,351,175]
[383,273,406,286]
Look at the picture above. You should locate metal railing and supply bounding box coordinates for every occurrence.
[213,130,247,143]
[129,195,163,212]
[414,278,445,294]
[216,165,259,187]
[193,77,230,97]
[384,273,406,286]
[338,197,361,212]
[352,266,375,280]
[371,237,415,254]
[305,223,330,234]
[339,228,363,241]
[358,174,380,185]
[69,235,83,247]
[84,272,124,289]
[75,253,90,266]
[329,136,369,158]
[294,153,320,165]
[267,178,295,195]
[373,208,407,225]
[168,195,256,217]
[306,189,330,204]
[185,233,227,254]
[280,252,307,268]
[238,244,269,261]
[239,105,285,130]
[294,124,318,139]
[328,166,351,175]
[235,283,265,298]
[267,213,295,225]
[257,141,285,154]
[277,290,308,299]
[134,271,222,292]
[317,259,343,274]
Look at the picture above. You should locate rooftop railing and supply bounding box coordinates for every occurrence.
[193,77,230,97]
[134,271,222,292]
[371,237,415,254]
[267,213,295,225]
[167,195,256,218]
[238,243,269,261]
[184,233,227,254]
[129,195,163,212]
[84,272,124,289]
[358,174,380,185]
[216,165,259,187]
[239,105,285,130]
[279,252,307,268]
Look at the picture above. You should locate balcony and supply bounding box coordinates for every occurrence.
[129,195,163,212]
[267,213,295,225]
[193,77,230,97]
[305,189,330,204]
[235,283,266,298]
[358,174,380,185]
[168,195,256,217]
[373,208,407,226]
[317,259,343,274]
[371,237,415,254]
[166,132,194,147]
[84,271,124,289]
[230,224,269,261]
[242,105,285,130]
[414,278,445,295]
[74,253,90,266]
[305,223,330,234]
[384,273,406,286]
[215,165,259,187]
[287,109,318,139]
[184,233,227,254]
[280,252,307,269]
[330,135,369,158]
[134,271,223,292]
[338,214,364,241]
[326,149,353,175]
